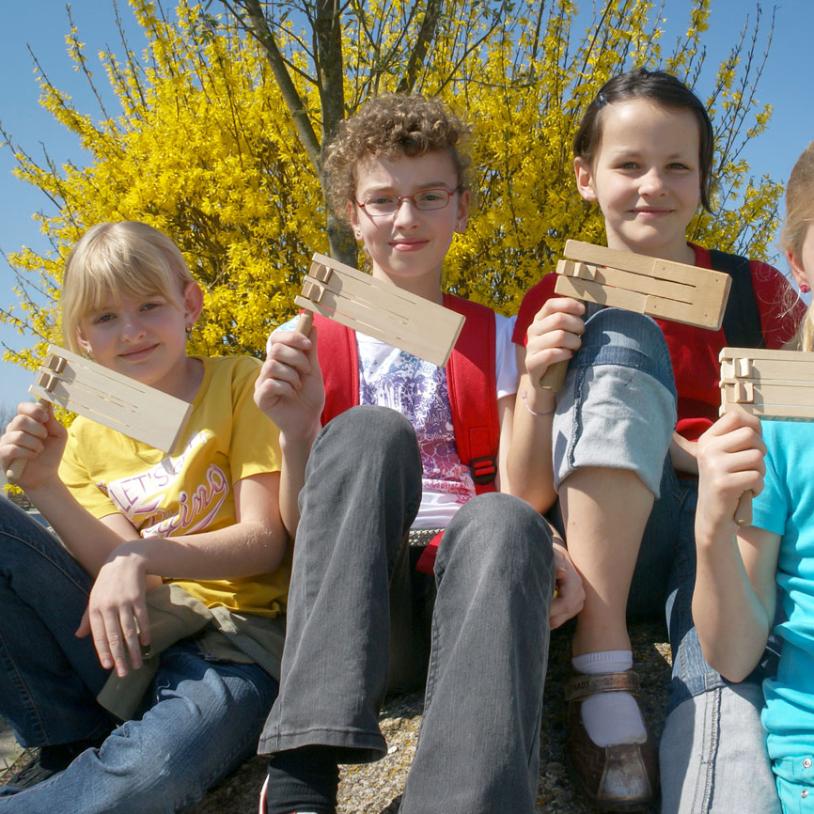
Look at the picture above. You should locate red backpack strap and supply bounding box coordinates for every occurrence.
[415,531,444,574]
[312,313,359,425]
[442,294,499,494]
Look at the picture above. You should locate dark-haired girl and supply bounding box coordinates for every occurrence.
[511,69,804,812]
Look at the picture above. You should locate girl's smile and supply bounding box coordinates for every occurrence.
[77,283,203,400]
[118,343,161,361]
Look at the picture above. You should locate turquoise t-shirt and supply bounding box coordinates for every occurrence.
[752,419,814,764]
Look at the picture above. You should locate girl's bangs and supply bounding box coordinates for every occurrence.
[79,250,180,317]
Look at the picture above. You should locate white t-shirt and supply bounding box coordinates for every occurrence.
[357,313,517,528]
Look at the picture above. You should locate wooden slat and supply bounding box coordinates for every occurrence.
[297,253,464,367]
[540,243,733,395]
[29,345,192,452]
[301,272,411,327]
[558,259,696,303]
[560,241,731,330]
[566,240,721,286]
[310,254,430,313]
[719,347,814,420]
[720,385,814,420]
[718,347,814,525]
[554,273,724,329]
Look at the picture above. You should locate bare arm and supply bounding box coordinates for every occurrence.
[693,411,778,681]
[14,424,285,580]
[105,472,287,580]
[254,323,325,537]
[0,401,141,574]
[508,368,557,511]
[81,471,287,677]
[670,432,699,475]
[496,392,515,492]
[507,297,585,512]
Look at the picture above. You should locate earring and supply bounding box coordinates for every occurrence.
[354,229,362,239]
[185,324,193,336]
[802,283,811,294]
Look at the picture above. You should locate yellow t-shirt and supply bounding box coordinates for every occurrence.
[59,355,289,617]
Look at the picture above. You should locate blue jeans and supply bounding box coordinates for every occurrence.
[259,407,555,814]
[0,497,278,814]
[555,309,778,813]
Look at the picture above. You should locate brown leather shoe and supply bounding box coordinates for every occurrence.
[565,671,659,812]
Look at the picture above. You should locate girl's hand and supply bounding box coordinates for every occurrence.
[669,432,699,475]
[0,402,67,490]
[550,543,585,629]
[76,543,151,678]
[695,411,765,543]
[254,324,325,442]
[524,297,586,383]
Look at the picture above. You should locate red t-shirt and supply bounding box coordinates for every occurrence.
[513,244,804,440]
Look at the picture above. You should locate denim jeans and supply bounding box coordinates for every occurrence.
[0,497,278,814]
[258,406,555,814]
[555,308,778,813]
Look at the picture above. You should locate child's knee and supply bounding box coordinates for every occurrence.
[444,493,554,571]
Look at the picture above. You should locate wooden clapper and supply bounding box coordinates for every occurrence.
[540,240,732,390]
[294,253,465,367]
[5,345,192,482]
[719,346,814,525]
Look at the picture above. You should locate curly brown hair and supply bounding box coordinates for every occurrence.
[323,94,471,221]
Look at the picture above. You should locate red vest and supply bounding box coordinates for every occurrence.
[313,294,501,572]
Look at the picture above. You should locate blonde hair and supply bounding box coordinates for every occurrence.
[780,142,814,352]
[61,222,196,352]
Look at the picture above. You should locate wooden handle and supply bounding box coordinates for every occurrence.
[734,491,753,526]
[539,359,568,392]
[295,311,313,337]
[5,458,26,483]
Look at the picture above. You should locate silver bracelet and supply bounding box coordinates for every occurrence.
[521,388,555,417]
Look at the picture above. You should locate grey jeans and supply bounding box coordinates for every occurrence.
[258,406,555,813]
[554,308,778,813]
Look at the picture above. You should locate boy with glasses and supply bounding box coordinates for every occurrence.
[253,93,583,814]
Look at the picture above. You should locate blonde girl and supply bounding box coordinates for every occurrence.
[695,141,814,813]
[0,222,289,813]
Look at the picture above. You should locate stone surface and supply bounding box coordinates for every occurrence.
[0,724,22,772]
[192,621,671,814]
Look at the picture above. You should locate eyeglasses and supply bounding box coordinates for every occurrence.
[356,186,460,217]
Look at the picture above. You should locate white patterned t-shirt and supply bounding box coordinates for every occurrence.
[357,313,517,529]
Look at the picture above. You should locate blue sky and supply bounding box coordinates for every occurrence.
[0,0,812,410]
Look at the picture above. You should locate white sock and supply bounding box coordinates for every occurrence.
[572,650,646,747]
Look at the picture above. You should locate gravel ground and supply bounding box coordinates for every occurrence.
[0,621,669,812]
[192,620,671,814]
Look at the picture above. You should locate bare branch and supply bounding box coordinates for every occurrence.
[65,5,113,120]
[397,0,443,94]
[223,0,322,169]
